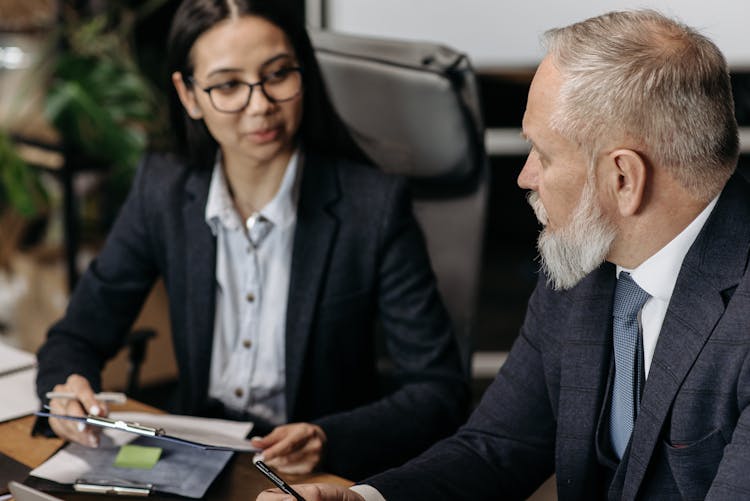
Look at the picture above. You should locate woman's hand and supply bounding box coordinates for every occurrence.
[252,422,327,474]
[47,374,108,447]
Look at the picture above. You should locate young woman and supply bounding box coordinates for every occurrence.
[36,0,468,480]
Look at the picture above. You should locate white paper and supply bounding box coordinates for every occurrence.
[109,411,258,451]
[0,366,40,422]
[29,449,91,484]
[0,342,36,376]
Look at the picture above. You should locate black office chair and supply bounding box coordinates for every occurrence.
[124,328,156,399]
[311,30,490,378]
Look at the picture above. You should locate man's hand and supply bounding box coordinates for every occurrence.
[256,483,364,501]
[251,422,327,474]
[47,374,108,447]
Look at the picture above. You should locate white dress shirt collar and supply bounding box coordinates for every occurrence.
[205,149,302,235]
[617,196,718,299]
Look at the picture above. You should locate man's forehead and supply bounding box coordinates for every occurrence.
[523,57,561,132]
[529,57,561,105]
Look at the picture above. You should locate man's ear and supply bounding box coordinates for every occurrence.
[605,149,647,217]
[172,71,203,119]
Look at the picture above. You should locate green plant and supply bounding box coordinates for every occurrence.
[0,130,49,269]
[0,0,169,239]
[0,131,48,218]
[48,0,169,209]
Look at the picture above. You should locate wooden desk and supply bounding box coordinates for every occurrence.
[0,400,352,499]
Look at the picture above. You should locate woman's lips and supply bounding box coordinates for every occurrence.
[247,126,281,143]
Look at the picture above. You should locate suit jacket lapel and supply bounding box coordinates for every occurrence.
[182,167,217,413]
[285,152,340,419]
[621,175,750,499]
[556,264,616,500]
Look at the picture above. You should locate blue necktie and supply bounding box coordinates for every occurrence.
[610,272,651,459]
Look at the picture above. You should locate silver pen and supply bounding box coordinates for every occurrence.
[84,415,165,437]
[74,479,152,497]
[45,391,127,404]
[35,411,165,437]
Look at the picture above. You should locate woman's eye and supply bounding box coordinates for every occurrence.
[212,81,242,94]
[264,68,292,83]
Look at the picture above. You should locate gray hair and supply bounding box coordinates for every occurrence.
[543,9,738,200]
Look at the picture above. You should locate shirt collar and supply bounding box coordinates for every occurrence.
[259,149,301,230]
[205,153,240,234]
[617,196,719,300]
[205,149,302,235]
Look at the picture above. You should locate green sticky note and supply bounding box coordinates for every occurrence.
[113,445,162,469]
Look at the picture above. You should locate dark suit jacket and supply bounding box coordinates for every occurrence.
[36,151,468,480]
[367,173,750,499]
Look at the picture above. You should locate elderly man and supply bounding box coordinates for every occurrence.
[259,9,750,500]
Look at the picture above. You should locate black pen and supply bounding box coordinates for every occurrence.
[253,456,306,501]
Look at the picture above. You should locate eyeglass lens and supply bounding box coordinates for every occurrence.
[208,68,302,112]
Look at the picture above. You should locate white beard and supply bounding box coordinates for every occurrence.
[527,181,616,290]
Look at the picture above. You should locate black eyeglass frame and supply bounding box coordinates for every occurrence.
[187,66,304,113]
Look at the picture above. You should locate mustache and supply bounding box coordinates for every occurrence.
[526,191,548,225]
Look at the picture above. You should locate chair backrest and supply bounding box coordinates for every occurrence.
[311,30,490,376]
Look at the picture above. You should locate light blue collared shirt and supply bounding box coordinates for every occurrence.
[205,150,301,424]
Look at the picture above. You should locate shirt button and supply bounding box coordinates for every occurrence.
[234,388,244,398]
[246,292,255,302]
[242,339,252,349]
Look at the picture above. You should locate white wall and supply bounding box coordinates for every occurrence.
[324,0,750,69]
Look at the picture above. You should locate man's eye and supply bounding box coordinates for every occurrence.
[530,148,548,167]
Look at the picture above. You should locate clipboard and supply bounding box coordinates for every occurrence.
[35,412,260,452]
[30,412,254,498]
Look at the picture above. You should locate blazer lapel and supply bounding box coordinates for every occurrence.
[556,264,616,500]
[621,175,750,499]
[182,167,217,413]
[285,152,340,418]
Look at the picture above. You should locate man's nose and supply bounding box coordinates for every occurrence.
[517,152,539,190]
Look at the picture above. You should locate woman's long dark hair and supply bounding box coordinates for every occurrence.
[166,0,367,168]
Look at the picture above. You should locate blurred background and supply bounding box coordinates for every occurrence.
[1,0,749,407]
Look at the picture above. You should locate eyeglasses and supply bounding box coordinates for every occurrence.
[188,67,303,113]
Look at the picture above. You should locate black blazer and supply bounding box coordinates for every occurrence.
[36,151,468,479]
[367,173,750,499]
